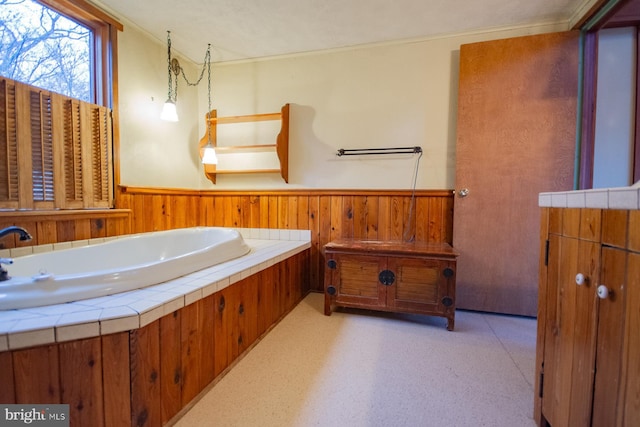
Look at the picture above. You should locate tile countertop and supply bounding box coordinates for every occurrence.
[539,184,640,210]
[0,228,311,352]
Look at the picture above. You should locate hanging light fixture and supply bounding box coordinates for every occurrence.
[201,140,218,164]
[161,31,179,121]
[160,99,178,121]
[160,31,212,124]
[200,41,217,165]
[160,31,217,164]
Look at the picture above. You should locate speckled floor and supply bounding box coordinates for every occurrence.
[173,292,537,427]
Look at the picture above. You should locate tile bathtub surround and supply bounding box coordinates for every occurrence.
[0,228,311,350]
[539,186,640,210]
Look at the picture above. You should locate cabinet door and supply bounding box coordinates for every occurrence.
[568,239,599,426]
[541,235,599,427]
[619,251,640,426]
[592,247,627,427]
[331,253,387,309]
[386,256,455,316]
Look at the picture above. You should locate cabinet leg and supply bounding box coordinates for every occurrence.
[324,295,332,316]
[446,316,455,331]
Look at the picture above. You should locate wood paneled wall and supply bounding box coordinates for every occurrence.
[116,187,455,291]
[0,210,131,248]
[0,187,453,293]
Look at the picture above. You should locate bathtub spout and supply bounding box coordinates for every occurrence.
[0,226,32,241]
[0,257,13,281]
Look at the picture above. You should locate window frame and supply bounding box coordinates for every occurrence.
[577,0,640,188]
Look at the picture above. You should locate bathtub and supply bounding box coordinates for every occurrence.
[0,227,251,310]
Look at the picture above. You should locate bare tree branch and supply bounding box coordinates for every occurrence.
[0,0,90,101]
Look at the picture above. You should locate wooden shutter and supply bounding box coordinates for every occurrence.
[62,99,85,208]
[0,77,113,210]
[31,90,55,209]
[0,79,20,209]
[89,105,112,208]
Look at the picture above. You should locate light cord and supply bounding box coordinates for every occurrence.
[402,150,423,242]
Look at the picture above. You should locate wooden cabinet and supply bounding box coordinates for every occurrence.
[535,208,640,427]
[323,239,458,330]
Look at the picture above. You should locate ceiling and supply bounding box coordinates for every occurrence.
[96,0,592,63]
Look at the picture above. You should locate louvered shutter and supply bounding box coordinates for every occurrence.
[31,90,55,208]
[62,99,85,208]
[0,77,113,210]
[0,79,20,209]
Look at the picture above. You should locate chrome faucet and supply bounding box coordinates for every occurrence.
[0,226,32,241]
[0,227,31,281]
[0,257,12,281]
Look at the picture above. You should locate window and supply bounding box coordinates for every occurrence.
[0,0,121,210]
[578,0,640,188]
[592,27,637,188]
[0,0,91,101]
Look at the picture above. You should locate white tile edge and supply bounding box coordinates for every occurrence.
[539,188,640,210]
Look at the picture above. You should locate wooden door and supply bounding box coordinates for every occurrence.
[592,247,627,427]
[620,251,640,426]
[454,32,578,315]
[540,234,578,427]
[567,239,600,426]
[541,234,600,427]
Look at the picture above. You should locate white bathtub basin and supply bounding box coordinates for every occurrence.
[0,227,251,310]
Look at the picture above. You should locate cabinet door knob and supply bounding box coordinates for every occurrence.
[575,273,586,286]
[597,285,610,300]
[378,270,395,286]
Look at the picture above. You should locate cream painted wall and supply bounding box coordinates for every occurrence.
[117,22,569,190]
[118,25,203,188]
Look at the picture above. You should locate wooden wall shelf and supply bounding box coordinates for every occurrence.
[198,104,289,184]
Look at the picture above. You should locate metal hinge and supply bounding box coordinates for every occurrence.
[544,239,550,266]
[539,370,544,398]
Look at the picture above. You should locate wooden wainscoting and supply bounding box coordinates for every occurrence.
[0,187,453,293]
[116,187,454,292]
[0,209,131,249]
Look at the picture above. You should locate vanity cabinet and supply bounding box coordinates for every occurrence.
[535,208,640,427]
[323,239,458,330]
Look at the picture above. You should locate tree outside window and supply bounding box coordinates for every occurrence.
[0,0,91,102]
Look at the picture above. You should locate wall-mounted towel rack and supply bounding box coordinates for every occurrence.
[336,146,422,156]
